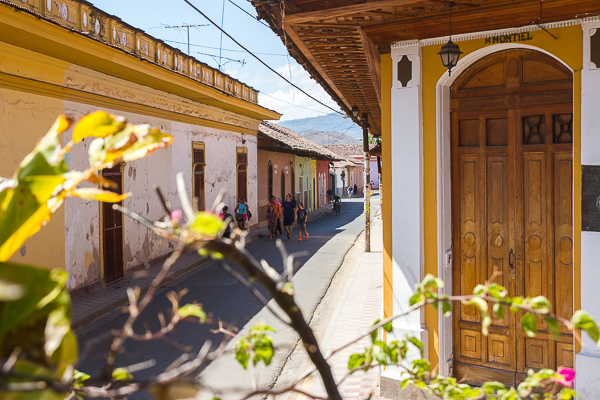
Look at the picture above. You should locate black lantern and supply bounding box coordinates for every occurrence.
[438,40,462,76]
[351,105,360,119]
[438,2,462,76]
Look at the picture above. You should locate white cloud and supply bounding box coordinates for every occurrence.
[225,62,341,121]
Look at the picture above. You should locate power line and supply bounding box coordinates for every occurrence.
[182,0,346,117]
[197,51,246,67]
[163,39,287,57]
[162,24,209,55]
[227,0,269,28]
[219,0,226,70]
[260,92,334,114]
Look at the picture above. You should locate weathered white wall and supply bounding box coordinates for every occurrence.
[62,102,257,290]
[169,122,257,222]
[576,20,600,397]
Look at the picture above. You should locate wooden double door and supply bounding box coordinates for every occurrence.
[451,49,574,385]
[102,164,124,285]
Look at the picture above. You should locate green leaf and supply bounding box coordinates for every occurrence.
[408,337,424,357]
[178,303,207,323]
[544,316,560,340]
[253,336,274,367]
[571,310,600,344]
[112,367,133,381]
[442,298,452,317]
[473,284,486,296]
[234,341,250,369]
[488,283,508,300]
[467,296,488,313]
[409,292,423,306]
[493,303,505,320]
[509,296,523,313]
[73,370,91,387]
[383,321,393,332]
[521,313,537,337]
[482,315,491,336]
[421,273,444,289]
[530,296,552,313]
[348,353,366,370]
[190,211,226,239]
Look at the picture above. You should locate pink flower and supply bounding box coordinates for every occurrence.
[551,367,575,388]
[170,209,182,225]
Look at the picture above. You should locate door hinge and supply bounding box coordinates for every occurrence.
[445,249,453,269]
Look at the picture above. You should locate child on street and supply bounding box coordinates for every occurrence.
[267,205,277,239]
[296,202,308,241]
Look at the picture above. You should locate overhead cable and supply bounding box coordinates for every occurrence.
[227,0,269,27]
[163,39,287,56]
[182,0,345,117]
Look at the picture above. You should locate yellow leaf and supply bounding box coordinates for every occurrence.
[0,203,51,262]
[69,188,129,203]
[72,111,126,143]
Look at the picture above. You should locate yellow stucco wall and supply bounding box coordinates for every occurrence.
[1,88,66,270]
[419,24,583,365]
[381,54,393,321]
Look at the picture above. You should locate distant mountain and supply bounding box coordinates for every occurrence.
[276,113,363,143]
[299,130,359,145]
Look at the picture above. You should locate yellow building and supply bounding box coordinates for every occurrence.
[0,0,279,293]
[253,0,600,396]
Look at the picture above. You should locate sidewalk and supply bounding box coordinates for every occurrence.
[70,203,336,331]
[288,205,383,400]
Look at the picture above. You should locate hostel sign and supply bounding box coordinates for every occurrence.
[484,32,533,44]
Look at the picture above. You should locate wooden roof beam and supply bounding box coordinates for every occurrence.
[285,0,419,24]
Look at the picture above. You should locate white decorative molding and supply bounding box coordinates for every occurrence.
[392,17,600,48]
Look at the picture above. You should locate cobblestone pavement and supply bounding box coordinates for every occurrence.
[290,207,383,400]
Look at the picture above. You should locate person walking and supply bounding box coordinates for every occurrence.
[268,195,283,236]
[353,183,358,196]
[281,193,296,240]
[296,202,308,241]
[266,205,277,240]
[236,197,248,230]
[221,206,234,238]
[326,188,333,203]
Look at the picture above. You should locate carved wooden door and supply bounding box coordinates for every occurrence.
[102,164,124,285]
[451,49,573,386]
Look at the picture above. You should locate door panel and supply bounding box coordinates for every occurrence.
[452,49,573,385]
[102,165,124,285]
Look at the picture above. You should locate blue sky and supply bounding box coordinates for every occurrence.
[91,0,341,121]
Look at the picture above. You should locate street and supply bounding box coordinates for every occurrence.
[76,196,377,398]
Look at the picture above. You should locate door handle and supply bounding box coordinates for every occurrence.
[508,249,515,274]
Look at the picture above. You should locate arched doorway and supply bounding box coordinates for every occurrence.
[451,49,573,386]
[281,169,286,201]
[268,161,273,197]
[291,166,296,198]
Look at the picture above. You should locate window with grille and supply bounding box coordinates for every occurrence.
[237,147,248,201]
[192,142,205,211]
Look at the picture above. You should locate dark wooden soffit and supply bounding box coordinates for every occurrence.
[253,0,600,137]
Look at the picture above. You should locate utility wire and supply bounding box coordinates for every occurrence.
[227,0,269,28]
[163,39,287,56]
[260,92,334,114]
[182,0,346,117]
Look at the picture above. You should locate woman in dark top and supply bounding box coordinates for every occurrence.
[281,193,296,240]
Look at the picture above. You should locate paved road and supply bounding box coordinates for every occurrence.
[76,197,372,397]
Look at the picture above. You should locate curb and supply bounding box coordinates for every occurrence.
[73,256,208,331]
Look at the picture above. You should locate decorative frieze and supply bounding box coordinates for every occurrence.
[1,0,259,104]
